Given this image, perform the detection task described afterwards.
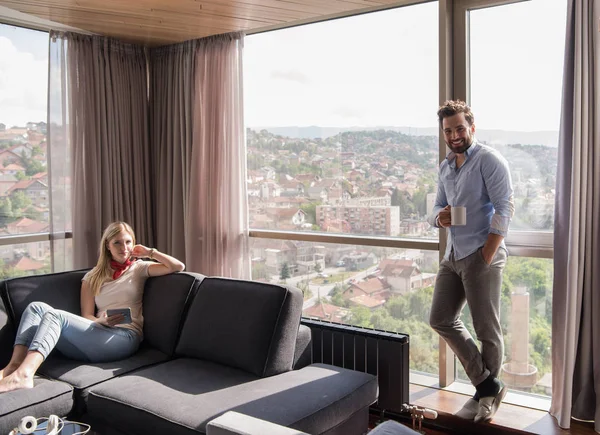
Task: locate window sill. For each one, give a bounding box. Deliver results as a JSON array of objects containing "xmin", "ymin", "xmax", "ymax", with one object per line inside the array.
[
  {"xmin": 410, "ymin": 372, "xmax": 551, "ymax": 412},
  {"xmin": 406, "ymin": 374, "xmax": 596, "ymax": 434}
]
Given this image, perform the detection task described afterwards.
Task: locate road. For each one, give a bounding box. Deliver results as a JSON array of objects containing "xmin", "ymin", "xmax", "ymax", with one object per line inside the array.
[{"xmin": 289, "ymin": 264, "xmax": 381, "ymax": 310}]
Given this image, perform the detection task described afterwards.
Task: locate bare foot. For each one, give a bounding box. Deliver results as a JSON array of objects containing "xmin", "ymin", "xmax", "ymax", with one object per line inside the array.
[
  {"xmin": 0, "ymin": 370, "xmax": 35, "ymax": 393},
  {"xmin": 0, "ymin": 364, "xmax": 19, "ymax": 381}
]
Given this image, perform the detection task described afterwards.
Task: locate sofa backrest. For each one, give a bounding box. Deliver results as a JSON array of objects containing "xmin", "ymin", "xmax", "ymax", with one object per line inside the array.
[
  {"xmin": 0, "ymin": 269, "xmax": 88, "ymax": 326},
  {"xmin": 0, "ymin": 269, "xmax": 206, "ymax": 359},
  {"xmin": 142, "ymin": 272, "xmax": 205, "ymax": 356},
  {"xmin": 175, "ymin": 277, "xmax": 303, "ymax": 378}
]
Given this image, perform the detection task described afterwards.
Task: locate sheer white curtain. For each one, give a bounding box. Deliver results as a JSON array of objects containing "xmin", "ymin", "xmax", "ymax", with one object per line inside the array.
[
  {"xmin": 188, "ymin": 33, "xmax": 249, "ymax": 278},
  {"xmin": 151, "ymin": 33, "xmax": 249, "ymax": 278},
  {"xmin": 550, "ymin": 0, "xmax": 600, "ymax": 431},
  {"xmin": 47, "ymin": 31, "xmax": 73, "ymax": 272}
]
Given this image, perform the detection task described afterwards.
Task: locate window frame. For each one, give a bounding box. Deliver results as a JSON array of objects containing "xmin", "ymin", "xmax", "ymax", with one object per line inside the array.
[
  {"xmin": 0, "ymin": 23, "xmax": 74, "ymax": 275},
  {"xmin": 245, "ymin": 0, "xmax": 555, "ymax": 389}
]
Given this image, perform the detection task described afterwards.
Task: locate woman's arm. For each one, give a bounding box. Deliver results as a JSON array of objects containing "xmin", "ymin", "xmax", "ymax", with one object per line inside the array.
[{"xmin": 132, "ymin": 245, "xmax": 185, "ymax": 277}]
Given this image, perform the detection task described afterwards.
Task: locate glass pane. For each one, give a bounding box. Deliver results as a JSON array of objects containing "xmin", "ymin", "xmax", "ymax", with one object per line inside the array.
[
  {"xmin": 466, "ymin": 0, "xmax": 565, "ymax": 399},
  {"xmin": 0, "ymin": 240, "xmax": 56, "ymax": 278},
  {"xmin": 470, "ymin": 0, "xmax": 566, "ymax": 232},
  {"xmin": 250, "ymin": 238, "xmax": 440, "ymax": 377},
  {"xmin": 0, "ymin": 24, "xmax": 49, "ymax": 231},
  {"xmin": 0, "ymin": 25, "xmax": 72, "ymax": 273},
  {"xmin": 244, "ymin": 2, "xmax": 439, "ymax": 240},
  {"xmin": 455, "ymin": 256, "xmax": 553, "ymax": 397}
]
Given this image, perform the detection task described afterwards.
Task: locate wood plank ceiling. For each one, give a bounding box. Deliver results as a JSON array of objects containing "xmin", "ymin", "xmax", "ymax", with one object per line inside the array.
[{"xmin": 0, "ymin": 0, "xmax": 406, "ymax": 47}]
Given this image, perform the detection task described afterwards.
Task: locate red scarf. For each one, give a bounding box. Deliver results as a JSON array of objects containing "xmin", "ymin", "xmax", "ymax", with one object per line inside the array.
[{"xmin": 110, "ymin": 258, "xmax": 133, "ymax": 280}]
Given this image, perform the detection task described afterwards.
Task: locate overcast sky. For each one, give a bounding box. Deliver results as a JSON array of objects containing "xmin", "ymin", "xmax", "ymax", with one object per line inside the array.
[
  {"xmin": 244, "ymin": 0, "xmax": 567, "ymax": 132},
  {"xmin": 0, "ymin": 0, "xmax": 566, "ymax": 131},
  {"xmin": 0, "ymin": 25, "xmax": 48, "ymax": 127}
]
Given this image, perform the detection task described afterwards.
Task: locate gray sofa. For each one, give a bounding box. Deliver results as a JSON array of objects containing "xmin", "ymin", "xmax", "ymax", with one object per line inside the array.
[
  {"xmin": 0, "ymin": 270, "xmax": 378, "ymax": 435},
  {"xmin": 206, "ymin": 412, "xmax": 420, "ymax": 435}
]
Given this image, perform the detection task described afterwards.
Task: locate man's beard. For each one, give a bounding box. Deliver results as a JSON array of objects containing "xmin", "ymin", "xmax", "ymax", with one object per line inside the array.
[{"xmin": 448, "ymin": 138, "xmax": 473, "ymax": 154}]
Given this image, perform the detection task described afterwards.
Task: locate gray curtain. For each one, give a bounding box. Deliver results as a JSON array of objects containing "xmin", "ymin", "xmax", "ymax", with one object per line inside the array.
[
  {"xmin": 550, "ymin": 0, "xmax": 600, "ymax": 431},
  {"xmin": 56, "ymin": 33, "xmax": 154, "ymax": 268},
  {"xmin": 149, "ymin": 40, "xmax": 198, "ymax": 263}
]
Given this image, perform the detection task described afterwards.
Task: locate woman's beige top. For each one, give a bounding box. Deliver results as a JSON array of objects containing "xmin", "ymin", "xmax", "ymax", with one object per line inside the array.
[{"xmin": 83, "ymin": 260, "xmax": 152, "ymax": 338}]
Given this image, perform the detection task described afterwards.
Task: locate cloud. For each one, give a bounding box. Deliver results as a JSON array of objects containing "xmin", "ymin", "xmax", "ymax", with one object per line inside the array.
[
  {"xmin": 270, "ymin": 70, "xmax": 310, "ymax": 85},
  {"xmin": 0, "ymin": 36, "xmax": 48, "ymax": 127},
  {"xmin": 330, "ymin": 106, "xmax": 366, "ymax": 120}
]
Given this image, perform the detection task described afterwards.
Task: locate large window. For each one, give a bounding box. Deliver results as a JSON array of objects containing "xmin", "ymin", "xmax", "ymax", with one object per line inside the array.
[
  {"xmin": 252, "ymin": 238, "xmax": 440, "ymax": 376},
  {"xmin": 457, "ymin": 0, "xmax": 566, "ymax": 397},
  {"xmin": 244, "ymin": 2, "xmax": 439, "ymax": 240},
  {"xmin": 0, "ymin": 24, "xmax": 70, "ymax": 277},
  {"xmin": 469, "ymin": 0, "xmax": 565, "ymax": 234},
  {"xmin": 245, "ymin": 0, "xmax": 566, "ymax": 403},
  {"xmin": 245, "ymin": 1, "xmax": 440, "ymax": 377}
]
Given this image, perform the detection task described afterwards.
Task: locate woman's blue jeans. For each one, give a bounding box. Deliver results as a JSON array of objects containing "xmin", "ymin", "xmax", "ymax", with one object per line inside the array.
[{"xmin": 14, "ymin": 302, "xmax": 140, "ymax": 362}]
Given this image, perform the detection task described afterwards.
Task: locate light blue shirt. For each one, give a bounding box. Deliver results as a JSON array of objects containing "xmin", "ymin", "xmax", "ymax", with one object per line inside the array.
[{"xmin": 428, "ymin": 140, "xmax": 514, "ymax": 261}]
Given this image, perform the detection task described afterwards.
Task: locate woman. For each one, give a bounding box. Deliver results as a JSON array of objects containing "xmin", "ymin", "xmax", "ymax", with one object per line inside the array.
[{"xmin": 0, "ymin": 221, "xmax": 184, "ymax": 393}]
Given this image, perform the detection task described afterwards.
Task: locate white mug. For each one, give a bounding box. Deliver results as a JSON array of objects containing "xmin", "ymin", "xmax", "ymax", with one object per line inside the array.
[{"xmin": 451, "ymin": 206, "xmax": 467, "ymax": 226}]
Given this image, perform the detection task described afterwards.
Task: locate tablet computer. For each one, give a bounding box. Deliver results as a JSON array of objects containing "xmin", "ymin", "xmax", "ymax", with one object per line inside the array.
[{"xmin": 106, "ymin": 307, "xmax": 132, "ymax": 324}]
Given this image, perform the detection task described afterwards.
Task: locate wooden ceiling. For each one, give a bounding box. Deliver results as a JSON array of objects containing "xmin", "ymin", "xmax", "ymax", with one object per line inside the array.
[{"xmin": 0, "ymin": 0, "xmax": 409, "ymax": 47}]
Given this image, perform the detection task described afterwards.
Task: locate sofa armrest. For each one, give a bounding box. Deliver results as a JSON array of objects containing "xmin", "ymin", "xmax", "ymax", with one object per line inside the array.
[
  {"xmin": 293, "ymin": 324, "xmax": 311, "ymax": 370},
  {"xmin": 0, "ymin": 294, "xmax": 15, "ymax": 367},
  {"xmin": 370, "ymin": 421, "xmax": 420, "ymax": 435},
  {"xmin": 206, "ymin": 412, "xmax": 309, "ymax": 435}
]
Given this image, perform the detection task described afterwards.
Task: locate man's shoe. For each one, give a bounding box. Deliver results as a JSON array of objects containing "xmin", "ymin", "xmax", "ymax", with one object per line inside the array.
[
  {"xmin": 474, "ymin": 383, "xmax": 507, "ymax": 423},
  {"xmin": 455, "ymin": 398, "xmax": 479, "ymax": 420}
]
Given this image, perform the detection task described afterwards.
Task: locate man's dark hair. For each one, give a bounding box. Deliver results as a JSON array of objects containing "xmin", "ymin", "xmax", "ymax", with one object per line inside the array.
[{"xmin": 437, "ymin": 100, "xmax": 475, "ymax": 127}]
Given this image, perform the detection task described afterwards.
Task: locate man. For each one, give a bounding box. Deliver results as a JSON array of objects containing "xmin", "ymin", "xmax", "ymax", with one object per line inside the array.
[{"xmin": 428, "ymin": 100, "xmax": 514, "ymax": 423}]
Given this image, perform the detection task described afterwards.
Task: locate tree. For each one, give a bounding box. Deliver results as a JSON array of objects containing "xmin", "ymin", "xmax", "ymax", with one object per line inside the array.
[
  {"xmin": 349, "ymin": 306, "xmax": 372, "ymax": 328},
  {"xmin": 25, "ymin": 159, "xmax": 45, "ymax": 176},
  {"xmin": 15, "ymin": 171, "xmax": 26, "ymax": 181},
  {"xmin": 386, "ymin": 297, "xmax": 408, "ymax": 320},
  {"xmin": 251, "ymin": 262, "xmax": 267, "ymax": 280},
  {"xmin": 10, "ymin": 190, "xmax": 31, "ymax": 211},
  {"xmin": 279, "ymin": 263, "xmax": 291, "ymax": 282},
  {"xmin": 0, "ymin": 197, "xmax": 13, "ymax": 225},
  {"xmin": 314, "ymin": 262, "xmax": 322, "ymax": 273},
  {"xmin": 300, "ymin": 202, "xmax": 319, "ymax": 224},
  {"xmin": 330, "ymin": 292, "xmax": 348, "ymax": 307},
  {"xmin": 31, "ymin": 145, "xmax": 43, "ymax": 157}
]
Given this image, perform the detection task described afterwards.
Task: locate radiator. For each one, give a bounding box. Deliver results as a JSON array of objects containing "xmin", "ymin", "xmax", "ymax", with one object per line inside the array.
[{"xmin": 300, "ymin": 318, "xmax": 410, "ymax": 413}]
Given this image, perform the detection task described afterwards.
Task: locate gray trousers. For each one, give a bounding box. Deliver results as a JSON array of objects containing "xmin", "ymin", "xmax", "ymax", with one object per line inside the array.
[{"xmin": 429, "ymin": 247, "xmax": 507, "ymax": 387}]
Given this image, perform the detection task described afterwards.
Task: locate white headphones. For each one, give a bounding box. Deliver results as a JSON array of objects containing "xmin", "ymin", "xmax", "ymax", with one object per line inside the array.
[{"xmin": 9, "ymin": 415, "xmax": 90, "ymax": 435}]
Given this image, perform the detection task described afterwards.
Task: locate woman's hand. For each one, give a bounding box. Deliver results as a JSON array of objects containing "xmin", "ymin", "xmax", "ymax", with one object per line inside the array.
[
  {"xmin": 95, "ymin": 311, "xmax": 124, "ymax": 327},
  {"xmin": 131, "ymin": 244, "xmax": 152, "ymax": 259}
]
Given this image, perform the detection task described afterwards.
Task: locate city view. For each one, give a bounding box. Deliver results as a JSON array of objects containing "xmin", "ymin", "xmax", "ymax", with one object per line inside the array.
[
  {"xmin": 243, "ymin": 0, "xmax": 565, "ymax": 396},
  {"xmin": 0, "ymin": 121, "xmax": 50, "ymax": 278},
  {"xmin": 0, "ymin": 24, "xmax": 53, "ymax": 279},
  {"xmin": 246, "ymin": 126, "xmax": 554, "ymax": 395}
]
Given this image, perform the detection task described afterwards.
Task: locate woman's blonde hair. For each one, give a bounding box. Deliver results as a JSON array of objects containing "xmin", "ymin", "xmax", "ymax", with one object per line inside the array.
[{"xmin": 86, "ymin": 221, "xmax": 136, "ymax": 296}]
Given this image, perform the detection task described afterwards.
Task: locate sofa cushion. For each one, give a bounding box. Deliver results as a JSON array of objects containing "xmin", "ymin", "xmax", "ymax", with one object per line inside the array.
[
  {"xmin": 370, "ymin": 421, "xmax": 421, "ymax": 435},
  {"xmin": 142, "ymin": 272, "xmax": 205, "ymax": 356},
  {"xmin": 38, "ymin": 344, "xmax": 169, "ymax": 413},
  {"xmin": 86, "ymin": 360, "xmax": 378, "ymax": 435},
  {"xmin": 175, "ymin": 277, "xmax": 303, "ymax": 377},
  {"xmin": 0, "ymin": 269, "xmax": 88, "ymax": 325},
  {"xmin": 0, "ymin": 377, "xmax": 73, "ymax": 435}
]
